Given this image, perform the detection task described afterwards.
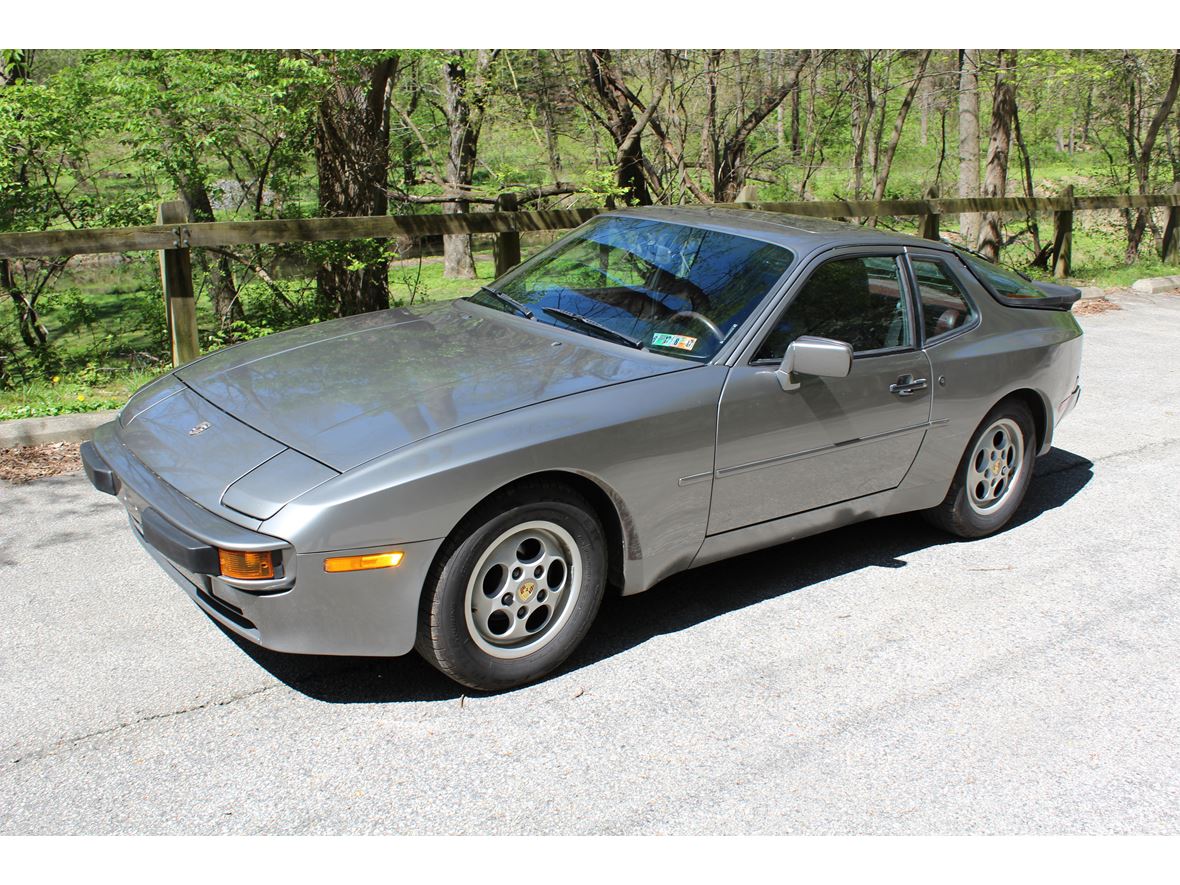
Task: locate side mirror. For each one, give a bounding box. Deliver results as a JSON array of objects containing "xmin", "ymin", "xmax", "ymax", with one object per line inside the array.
[{"xmin": 775, "ymin": 336, "xmax": 853, "ymax": 391}]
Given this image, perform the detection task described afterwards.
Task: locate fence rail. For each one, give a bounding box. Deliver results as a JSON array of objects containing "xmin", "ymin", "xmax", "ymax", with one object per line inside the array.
[
  {"xmin": 3, "ymin": 193, "xmax": 1180, "ymax": 260},
  {"xmin": 2, "ymin": 191, "xmax": 1178, "ymax": 366}
]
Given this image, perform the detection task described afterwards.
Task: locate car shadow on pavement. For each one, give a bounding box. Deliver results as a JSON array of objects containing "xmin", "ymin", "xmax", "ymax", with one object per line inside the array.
[{"xmin": 222, "ymin": 446, "xmax": 1094, "ymax": 703}]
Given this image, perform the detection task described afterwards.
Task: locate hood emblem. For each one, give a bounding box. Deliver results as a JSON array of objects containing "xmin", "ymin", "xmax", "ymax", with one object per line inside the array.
[{"xmin": 188, "ymin": 421, "xmax": 212, "ymax": 436}]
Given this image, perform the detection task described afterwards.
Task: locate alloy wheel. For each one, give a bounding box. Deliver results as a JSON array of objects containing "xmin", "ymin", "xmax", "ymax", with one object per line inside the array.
[
  {"xmin": 463, "ymin": 520, "xmax": 583, "ymax": 659},
  {"xmin": 966, "ymin": 417, "xmax": 1025, "ymax": 515}
]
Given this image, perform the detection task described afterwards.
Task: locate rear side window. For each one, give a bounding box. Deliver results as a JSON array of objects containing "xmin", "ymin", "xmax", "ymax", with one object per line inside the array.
[
  {"xmin": 754, "ymin": 255, "xmax": 910, "ymax": 361},
  {"xmin": 911, "ymin": 259, "xmax": 977, "ymax": 343},
  {"xmin": 958, "ymin": 251, "xmax": 1046, "ymax": 301}
]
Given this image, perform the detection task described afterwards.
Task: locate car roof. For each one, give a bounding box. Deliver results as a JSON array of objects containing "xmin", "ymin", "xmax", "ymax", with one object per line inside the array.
[{"xmin": 608, "ymin": 205, "xmax": 954, "ymax": 256}]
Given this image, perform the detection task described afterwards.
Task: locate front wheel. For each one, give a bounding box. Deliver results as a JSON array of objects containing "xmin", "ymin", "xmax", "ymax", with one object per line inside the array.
[
  {"xmin": 923, "ymin": 398, "xmax": 1036, "ymax": 538},
  {"xmin": 415, "ymin": 483, "xmax": 607, "ymax": 691}
]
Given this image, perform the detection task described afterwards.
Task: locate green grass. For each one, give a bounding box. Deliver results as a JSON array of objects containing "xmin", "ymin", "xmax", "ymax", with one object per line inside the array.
[
  {"xmin": 1069, "ymin": 255, "xmax": 1178, "ymax": 288},
  {"xmin": 0, "ymin": 368, "xmax": 168, "ymax": 420},
  {"xmin": 387, "ymin": 252, "xmax": 499, "ymax": 304}
]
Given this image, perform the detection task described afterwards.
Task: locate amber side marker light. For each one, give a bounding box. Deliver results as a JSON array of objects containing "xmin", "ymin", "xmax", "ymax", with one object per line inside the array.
[
  {"xmin": 218, "ymin": 549, "xmax": 276, "ymax": 580},
  {"xmin": 323, "ymin": 551, "xmax": 404, "ymax": 573}
]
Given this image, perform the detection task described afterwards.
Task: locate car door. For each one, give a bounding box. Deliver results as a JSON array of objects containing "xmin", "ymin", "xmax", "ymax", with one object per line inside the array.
[{"xmin": 708, "ymin": 249, "xmax": 933, "ymax": 535}]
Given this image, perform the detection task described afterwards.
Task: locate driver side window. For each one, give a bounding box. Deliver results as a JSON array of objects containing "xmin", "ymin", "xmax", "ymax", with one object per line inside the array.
[{"xmin": 754, "ymin": 255, "xmax": 911, "ymax": 362}]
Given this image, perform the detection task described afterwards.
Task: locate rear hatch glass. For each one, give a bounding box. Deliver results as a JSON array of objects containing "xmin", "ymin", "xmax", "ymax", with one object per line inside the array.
[{"xmin": 956, "ymin": 249, "xmax": 1080, "ymax": 310}]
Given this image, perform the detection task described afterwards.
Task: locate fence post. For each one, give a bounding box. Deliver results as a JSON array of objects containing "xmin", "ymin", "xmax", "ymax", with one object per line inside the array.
[
  {"xmin": 1162, "ymin": 182, "xmax": 1180, "ymax": 265},
  {"xmin": 157, "ymin": 200, "xmax": 199, "ymax": 367},
  {"xmin": 1051, "ymin": 185, "xmax": 1074, "ymax": 279},
  {"xmin": 493, "ymin": 192, "xmax": 521, "ymax": 279},
  {"xmin": 917, "ymin": 187, "xmax": 940, "ymax": 241}
]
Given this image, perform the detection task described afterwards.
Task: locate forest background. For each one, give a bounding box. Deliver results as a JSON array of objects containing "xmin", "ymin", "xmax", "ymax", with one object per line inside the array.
[{"xmin": 2, "ymin": 48, "xmax": 1178, "ymax": 417}]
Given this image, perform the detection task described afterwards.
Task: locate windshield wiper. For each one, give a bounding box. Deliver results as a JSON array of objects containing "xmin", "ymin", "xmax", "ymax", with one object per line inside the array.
[
  {"xmin": 541, "ymin": 307, "xmax": 645, "ymax": 350},
  {"xmin": 476, "ymin": 286, "xmax": 534, "ymax": 319}
]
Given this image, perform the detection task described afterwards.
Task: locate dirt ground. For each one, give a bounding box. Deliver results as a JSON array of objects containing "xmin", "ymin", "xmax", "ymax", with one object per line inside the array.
[
  {"xmin": 1072, "ymin": 298, "xmax": 1122, "ymax": 316},
  {"xmin": 0, "ymin": 443, "xmax": 82, "ymax": 485}
]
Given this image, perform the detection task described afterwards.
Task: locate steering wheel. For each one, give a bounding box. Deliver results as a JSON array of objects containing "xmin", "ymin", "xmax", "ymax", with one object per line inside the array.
[{"xmin": 667, "ymin": 310, "xmax": 725, "ymax": 344}]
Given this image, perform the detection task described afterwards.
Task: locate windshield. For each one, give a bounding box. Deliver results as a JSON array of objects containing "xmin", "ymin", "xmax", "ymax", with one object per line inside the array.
[{"xmin": 467, "ymin": 215, "xmax": 795, "ymax": 360}]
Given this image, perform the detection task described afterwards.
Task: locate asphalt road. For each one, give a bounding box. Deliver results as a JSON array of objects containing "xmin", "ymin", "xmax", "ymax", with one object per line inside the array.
[{"xmin": 2, "ymin": 292, "xmax": 1178, "ymax": 835}]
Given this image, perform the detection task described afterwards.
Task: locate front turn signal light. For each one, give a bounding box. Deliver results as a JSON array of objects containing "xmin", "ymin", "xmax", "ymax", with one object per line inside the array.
[
  {"xmin": 323, "ymin": 551, "xmax": 404, "ymax": 573},
  {"xmin": 218, "ymin": 548, "xmax": 276, "ymax": 580}
]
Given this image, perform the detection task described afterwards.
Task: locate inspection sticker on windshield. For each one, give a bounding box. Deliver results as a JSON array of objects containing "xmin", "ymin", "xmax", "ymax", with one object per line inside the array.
[{"xmin": 651, "ymin": 333, "xmax": 698, "ymax": 351}]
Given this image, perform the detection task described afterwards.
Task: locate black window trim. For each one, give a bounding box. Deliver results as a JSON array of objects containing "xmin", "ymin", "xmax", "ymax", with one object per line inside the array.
[
  {"xmin": 903, "ymin": 251, "xmax": 982, "ymax": 348},
  {"xmin": 747, "ymin": 251, "xmax": 920, "ymax": 366}
]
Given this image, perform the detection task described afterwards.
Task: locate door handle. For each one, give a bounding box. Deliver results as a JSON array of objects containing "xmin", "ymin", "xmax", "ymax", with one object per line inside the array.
[{"xmin": 889, "ymin": 375, "xmax": 929, "ymax": 396}]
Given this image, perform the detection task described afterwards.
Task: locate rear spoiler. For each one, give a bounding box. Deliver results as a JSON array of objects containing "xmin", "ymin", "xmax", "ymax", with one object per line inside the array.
[{"xmin": 1028, "ymin": 281, "xmax": 1083, "ymax": 311}]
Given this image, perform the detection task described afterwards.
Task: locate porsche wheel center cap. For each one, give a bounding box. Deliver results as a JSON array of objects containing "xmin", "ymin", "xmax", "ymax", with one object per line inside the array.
[{"xmin": 518, "ymin": 580, "xmax": 537, "ymax": 602}]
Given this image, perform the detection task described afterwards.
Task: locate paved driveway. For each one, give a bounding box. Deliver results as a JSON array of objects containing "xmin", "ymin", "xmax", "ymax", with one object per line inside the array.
[{"xmin": 1, "ymin": 292, "xmax": 1177, "ymax": 834}]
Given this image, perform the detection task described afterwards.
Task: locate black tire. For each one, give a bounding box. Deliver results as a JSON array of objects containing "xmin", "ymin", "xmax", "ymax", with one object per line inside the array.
[
  {"xmin": 923, "ymin": 398, "xmax": 1037, "ymax": 539},
  {"xmin": 415, "ymin": 481, "xmax": 607, "ymax": 691}
]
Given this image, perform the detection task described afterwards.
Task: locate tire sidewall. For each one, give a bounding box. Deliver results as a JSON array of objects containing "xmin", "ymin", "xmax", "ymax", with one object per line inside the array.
[{"xmin": 426, "ymin": 496, "xmax": 606, "ymax": 690}]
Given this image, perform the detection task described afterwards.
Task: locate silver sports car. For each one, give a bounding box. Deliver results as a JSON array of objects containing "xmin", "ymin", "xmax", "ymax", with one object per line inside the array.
[{"xmin": 82, "ymin": 208, "xmax": 1083, "ymax": 690}]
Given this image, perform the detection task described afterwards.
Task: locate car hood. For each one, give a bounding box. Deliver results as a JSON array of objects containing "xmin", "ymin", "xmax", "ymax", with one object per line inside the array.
[{"xmin": 174, "ymin": 300, "xmax": 686, "ymax": 471}]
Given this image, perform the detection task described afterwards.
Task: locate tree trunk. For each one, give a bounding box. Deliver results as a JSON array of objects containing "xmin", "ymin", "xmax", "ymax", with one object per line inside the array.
[
  {"xmin": 868, "ymin": 53, "xmax": 893, "ymax": 194},
  {"xmin": 872, "ymin": 50, "xmax": 932, "ymax": 202},
  {"xmin": 703, "ymin": 51, "xmax": 807, "ymax": 200},
  {"xmin": 583, "ymin": 49, "xmax": 652, "ymax": 207},
  {"xmin": 443, "ymin": 54, "xmax": 475, "ymax": 278},
  {"xmin": 712, "ymin": 50, "xmax": 809, "ymax": 201},
  {"xmin": 1013, "ymin": 101, "xmax": 1046, "ymax": 264},
  {"xmin": 790, "ymin": 71, "xmax": 802, "ymax": 156},
  {"xmin": 1082, "ymin": 62, "xmax": 1093, "ymax": 145},
  {"xmin": 2, "ymin": 258, "xmax": 55, "ymax": 358},
  {"xmin": 1, "ymin": 51, "xmax": 53, "ymax": 367},
  {"xmin": 851, "ymin": 52, "xmax": 874, "ymax": 200},
  {"xmin": 1126, "ymin": 50, "xmax": 1180, "ymax": 261},
  {"xmin": 180, "ymin": 179, "xmax": 243, "ymax": 328},
  {"xmin": 920, "ymin": 77, "xmax": 929, "ymax": 146},
  {"xmin": 442, "ymin": 50, "xmax": 495, "ymax": 278},
  {"xmin": 314, "ymin": 54, "xmax": 397, "ymax": 316},
  {"xmin": 958, "ymin": 49, "xmax": 981, "ymax": 245},
  {"xmin": 978, "ymin": 50, "xmax": 1016, "ymax": 262},
  {"xmin": 934, "ymin": 105, "xmax": 949, "ymax": 189},
  {"xmin": 535, "ymin": 51, "xmax": 564, "ymax": 182},
  {"xmin": 702, "ymin": 50, "xmax": 722, "ymax": 200}
]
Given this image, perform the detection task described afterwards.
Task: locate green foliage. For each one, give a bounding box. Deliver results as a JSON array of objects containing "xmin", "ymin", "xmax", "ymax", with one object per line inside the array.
[
  {"xmin": 0, "ymin": 398, "xmax": 122, "ymax": 420},
  {"xmin": 0, "ymin": 365, "xmax": 167, "ymax": 420},
  {"xmin": 3, "ymin": 48, "xmax": 1180, "ymax": 409}
]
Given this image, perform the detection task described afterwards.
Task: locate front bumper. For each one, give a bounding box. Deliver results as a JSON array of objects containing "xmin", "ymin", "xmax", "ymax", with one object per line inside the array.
[{"xmin": 82, "ymin": 422, "xmax": 443, "ymax": 656}]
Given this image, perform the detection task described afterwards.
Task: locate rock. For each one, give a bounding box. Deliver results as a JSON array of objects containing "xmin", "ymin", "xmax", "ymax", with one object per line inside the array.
[{"xmin": 210, "ymin": 179, "xmax": 276, "ymax": 212}]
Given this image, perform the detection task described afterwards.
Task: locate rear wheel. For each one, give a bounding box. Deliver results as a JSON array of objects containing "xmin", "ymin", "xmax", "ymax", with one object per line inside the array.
[
  {"xmin": 924, "ymin": 398, "xmax": 1036, "ymax": 538},
  {"xmin": 416, "ymin": 483, "xmax": 607, "ymax": 691}
]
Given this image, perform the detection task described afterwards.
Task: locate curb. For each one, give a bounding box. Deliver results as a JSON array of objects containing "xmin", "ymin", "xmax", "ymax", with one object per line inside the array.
[
  {"xmin": 1131, "ymin": 275, "xmax": 1180, "ymax": 295},
  {"xmin": 0, "ymin": 410, "xmax": 118, "ymax": 448}
]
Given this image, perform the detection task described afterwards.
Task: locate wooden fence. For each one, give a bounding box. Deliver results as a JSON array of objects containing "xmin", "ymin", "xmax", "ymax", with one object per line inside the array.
[{"xmin": 2, "ymin": 191, "xmax": 1178, "ymax": 366}]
